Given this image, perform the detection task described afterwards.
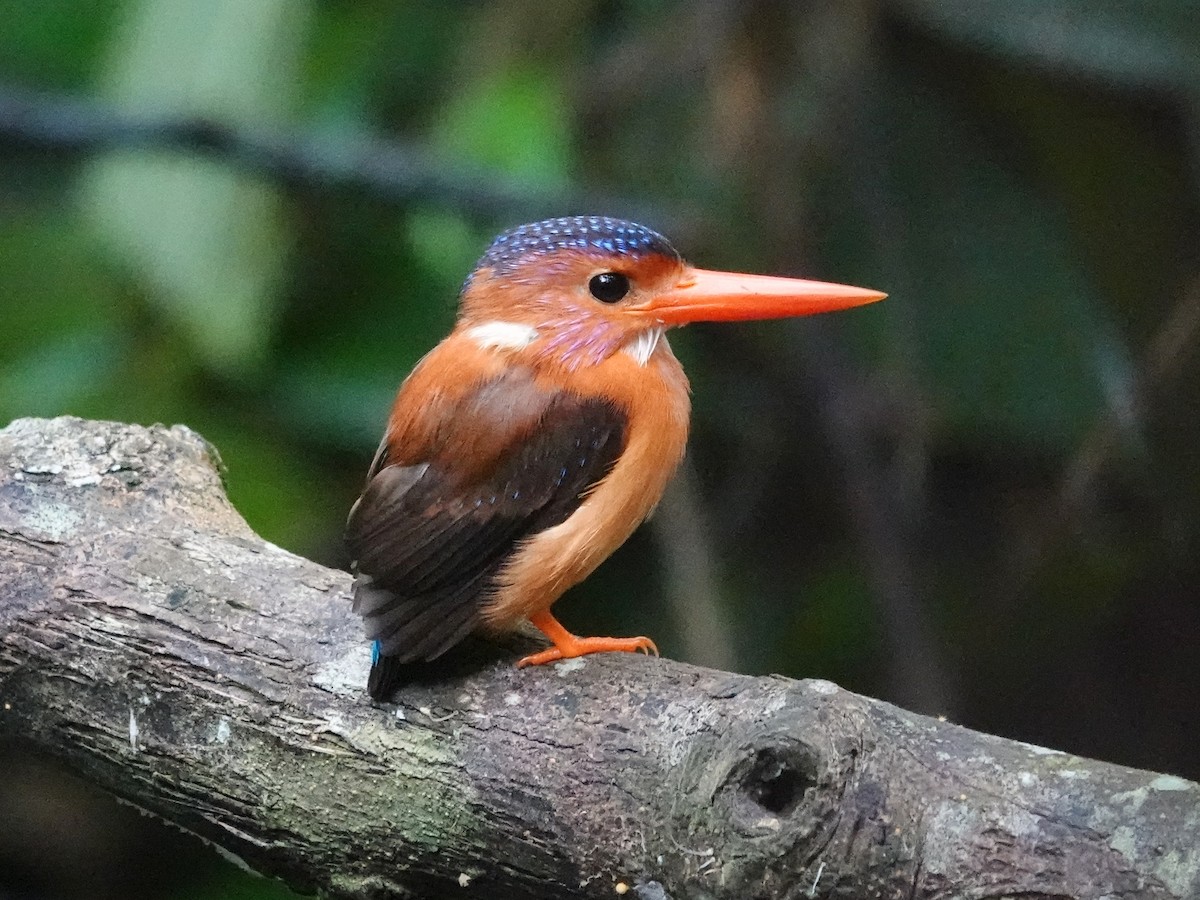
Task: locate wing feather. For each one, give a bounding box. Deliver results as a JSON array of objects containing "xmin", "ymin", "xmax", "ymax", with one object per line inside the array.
[{"xmin": 347, "ymin": 368, "xmax": 627, "ymax": 698}]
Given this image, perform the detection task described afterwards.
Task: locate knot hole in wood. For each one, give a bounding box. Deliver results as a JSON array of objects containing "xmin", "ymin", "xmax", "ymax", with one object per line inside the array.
[{"xmin": 724, "ymin": 740, "xmax": 821, "ymax": 830}]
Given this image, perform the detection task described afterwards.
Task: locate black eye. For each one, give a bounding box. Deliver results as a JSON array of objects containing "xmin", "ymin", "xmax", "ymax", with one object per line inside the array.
[{"xmin": 588, "ymin": 271, "xmax": 630, "ymax": 303}]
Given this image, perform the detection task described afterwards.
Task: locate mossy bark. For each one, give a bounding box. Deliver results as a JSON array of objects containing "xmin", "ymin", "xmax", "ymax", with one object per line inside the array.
[{"xmin": 1, "ymin": 417, "xmax": 1198, "ymax": 900}]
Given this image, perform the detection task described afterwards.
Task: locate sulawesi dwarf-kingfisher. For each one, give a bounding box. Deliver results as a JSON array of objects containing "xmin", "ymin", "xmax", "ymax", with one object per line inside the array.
[{"xmin": 347, "ymin": 216, "xmax": 884, "ymax": 699}]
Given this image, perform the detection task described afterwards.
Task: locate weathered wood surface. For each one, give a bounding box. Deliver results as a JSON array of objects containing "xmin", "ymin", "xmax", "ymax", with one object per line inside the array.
[{"xmin": 1, "ymin": 416, "xmax": 1198, "ymax": 900}]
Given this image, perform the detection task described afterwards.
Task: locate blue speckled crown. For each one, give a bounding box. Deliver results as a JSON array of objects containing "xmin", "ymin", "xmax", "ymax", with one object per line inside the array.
[{"xmin": 478, "ymin": 216, "xmax": 680, "ymax": 273}]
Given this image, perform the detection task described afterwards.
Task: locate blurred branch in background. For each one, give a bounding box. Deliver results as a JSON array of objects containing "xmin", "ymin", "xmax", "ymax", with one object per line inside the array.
[
  {"xmin": 690, "ymin": 1, "xmax": 953, "ymax": 716},
  {"xmin": 0, "ymin": 83, "xmax": 668, "ymax": 225},
  {"xmin": 892, "ymin": 0, "xmax": 1200, "ymax": 96},
  {"xmin": 651, "ymin": 460, "xmax": 737, "ymax": 672},
  {"xmin": 757, "ymin": 325, "xmax": 954, "ymax": 717},
  {"xmin": 810, "ymin": 336, "xmax": 950, "ymax": 714},
  {"xmin": 1005, "ymin": 274, "xmax": 1200, "ymax": 603}
]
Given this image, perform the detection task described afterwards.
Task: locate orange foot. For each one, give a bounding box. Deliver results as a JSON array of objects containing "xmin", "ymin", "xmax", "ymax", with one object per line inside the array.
[{"xmin": 516, "ymin": 609, "xmax": 659, "ymax": 668}]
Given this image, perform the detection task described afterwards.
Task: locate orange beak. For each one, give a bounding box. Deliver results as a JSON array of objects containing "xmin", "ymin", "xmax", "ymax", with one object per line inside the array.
[{"xmin": 641, "ymin": 267, "xmax": 886, "ymax": 325}]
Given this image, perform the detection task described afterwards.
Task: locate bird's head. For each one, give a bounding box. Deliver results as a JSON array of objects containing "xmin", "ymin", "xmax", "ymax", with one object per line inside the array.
[{"xmin": 458, "ymin": 216, "xmax": 884, "ymax": 370}]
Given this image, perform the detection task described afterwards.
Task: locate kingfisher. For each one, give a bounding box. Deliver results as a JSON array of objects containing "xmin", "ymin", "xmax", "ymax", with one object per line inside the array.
[{"xmin": 347, "ymin": 216, "xmax": 884, "ymax": 699}]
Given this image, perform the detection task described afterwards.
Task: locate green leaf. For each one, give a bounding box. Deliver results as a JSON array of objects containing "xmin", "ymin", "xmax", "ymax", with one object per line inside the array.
[
  {"xmin": 406, "ymin": 206, "xmax": 487, "ymax": 289},
  {"xmin": 79, "ymin": 0, "xmax": 313, "ymax": 376},
  {"xmin": 302, "ymin": 2, "xmax": 464, "ymax": 125},
  {"xmin": 0, "ymin": 213, "xmax": 128, "ymax": 423},
  {"xmin": 0, "ymin": 0, "xmax": 123, "ymax": 89},
  {"xmin": 430, "ymin": 64, "xmax": 571, "ymax": 186},
  {"xmin": 82, "ymin": 153, "xmax": 289, "ymax": 375},
  {"xmin": 0, "ymin": 330, "xmax": 124, "ymax": 421}
]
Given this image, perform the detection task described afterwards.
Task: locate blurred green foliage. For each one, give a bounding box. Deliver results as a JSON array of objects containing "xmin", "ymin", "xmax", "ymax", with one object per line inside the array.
[{"xmin": 1, "ymin": 1, "xmax": 1199, "ymax": 898}]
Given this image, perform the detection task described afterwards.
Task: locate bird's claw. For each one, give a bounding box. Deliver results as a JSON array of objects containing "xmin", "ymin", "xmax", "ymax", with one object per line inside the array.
[{"xmin": 516, "ymin": 634, "xmax": 658, "ymax": 668}]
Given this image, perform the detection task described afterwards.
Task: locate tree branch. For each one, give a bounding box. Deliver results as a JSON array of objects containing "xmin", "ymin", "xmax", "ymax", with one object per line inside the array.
[{"xmin": 1, "ymin": 417, "xmax": 1197, "ymax": 900}]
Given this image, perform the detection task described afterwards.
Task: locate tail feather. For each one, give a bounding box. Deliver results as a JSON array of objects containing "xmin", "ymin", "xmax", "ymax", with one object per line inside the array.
[{"xmin": 367, "ymin": 645, "xmax": 407, "ymax": 701}]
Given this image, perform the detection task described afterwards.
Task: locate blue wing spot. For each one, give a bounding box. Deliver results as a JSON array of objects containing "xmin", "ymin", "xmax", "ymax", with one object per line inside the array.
[{"xmin": 371, "ymin": 639, "xmax": 381, "ymax": 665}]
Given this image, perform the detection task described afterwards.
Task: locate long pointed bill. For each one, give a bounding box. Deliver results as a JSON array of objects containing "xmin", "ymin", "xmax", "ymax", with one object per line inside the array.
[{"xmin": 642, "ymin": 267, "xmax": 886, "ymax": 325}]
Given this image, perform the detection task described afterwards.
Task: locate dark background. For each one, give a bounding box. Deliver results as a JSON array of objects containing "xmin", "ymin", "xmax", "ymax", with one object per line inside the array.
[{"xmin": 1, "ymin": 2, "xmax": 1198, "ymax": 897}]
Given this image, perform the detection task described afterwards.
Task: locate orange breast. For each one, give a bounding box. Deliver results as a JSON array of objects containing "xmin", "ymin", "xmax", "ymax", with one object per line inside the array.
[{"xmin": 482, "ymin": 338, "xmax": 691, "ymax": 628}]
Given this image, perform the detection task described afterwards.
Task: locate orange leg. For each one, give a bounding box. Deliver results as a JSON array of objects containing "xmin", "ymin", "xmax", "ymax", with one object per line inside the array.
[{"xmin": 516, "ymin": 609, "xmax": 659, "ymax": 668}]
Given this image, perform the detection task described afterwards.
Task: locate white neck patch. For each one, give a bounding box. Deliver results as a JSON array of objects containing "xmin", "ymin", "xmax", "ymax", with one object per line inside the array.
[
  {"xmin": 465, "ymin": 320, "xmax": 539, "ymax": 351},
  {"xmin": 622, "ymin": 328, "xmax": 663, "ymax": 366}
]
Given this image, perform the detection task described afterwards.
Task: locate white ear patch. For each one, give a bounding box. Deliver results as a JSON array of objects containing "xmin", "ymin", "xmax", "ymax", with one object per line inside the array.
[
  {"xmin": 622, "ymin": 328, "xmax": 663, "ymax": 366},
  {"xmin": 466, "ymin": 321, "xmax": 539, "ymax": 351}
]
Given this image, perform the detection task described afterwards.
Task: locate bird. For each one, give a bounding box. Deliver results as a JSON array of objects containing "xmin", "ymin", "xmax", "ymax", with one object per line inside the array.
[{"xmin": 347, "ymin": 215, "xmax": 884, "ymax": 699}]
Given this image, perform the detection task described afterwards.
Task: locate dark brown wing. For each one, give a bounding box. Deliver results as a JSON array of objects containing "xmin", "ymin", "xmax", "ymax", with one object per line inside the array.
[{"xmin": 346, "ymin": 389, "xmax": 627, "ymax": 698}]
